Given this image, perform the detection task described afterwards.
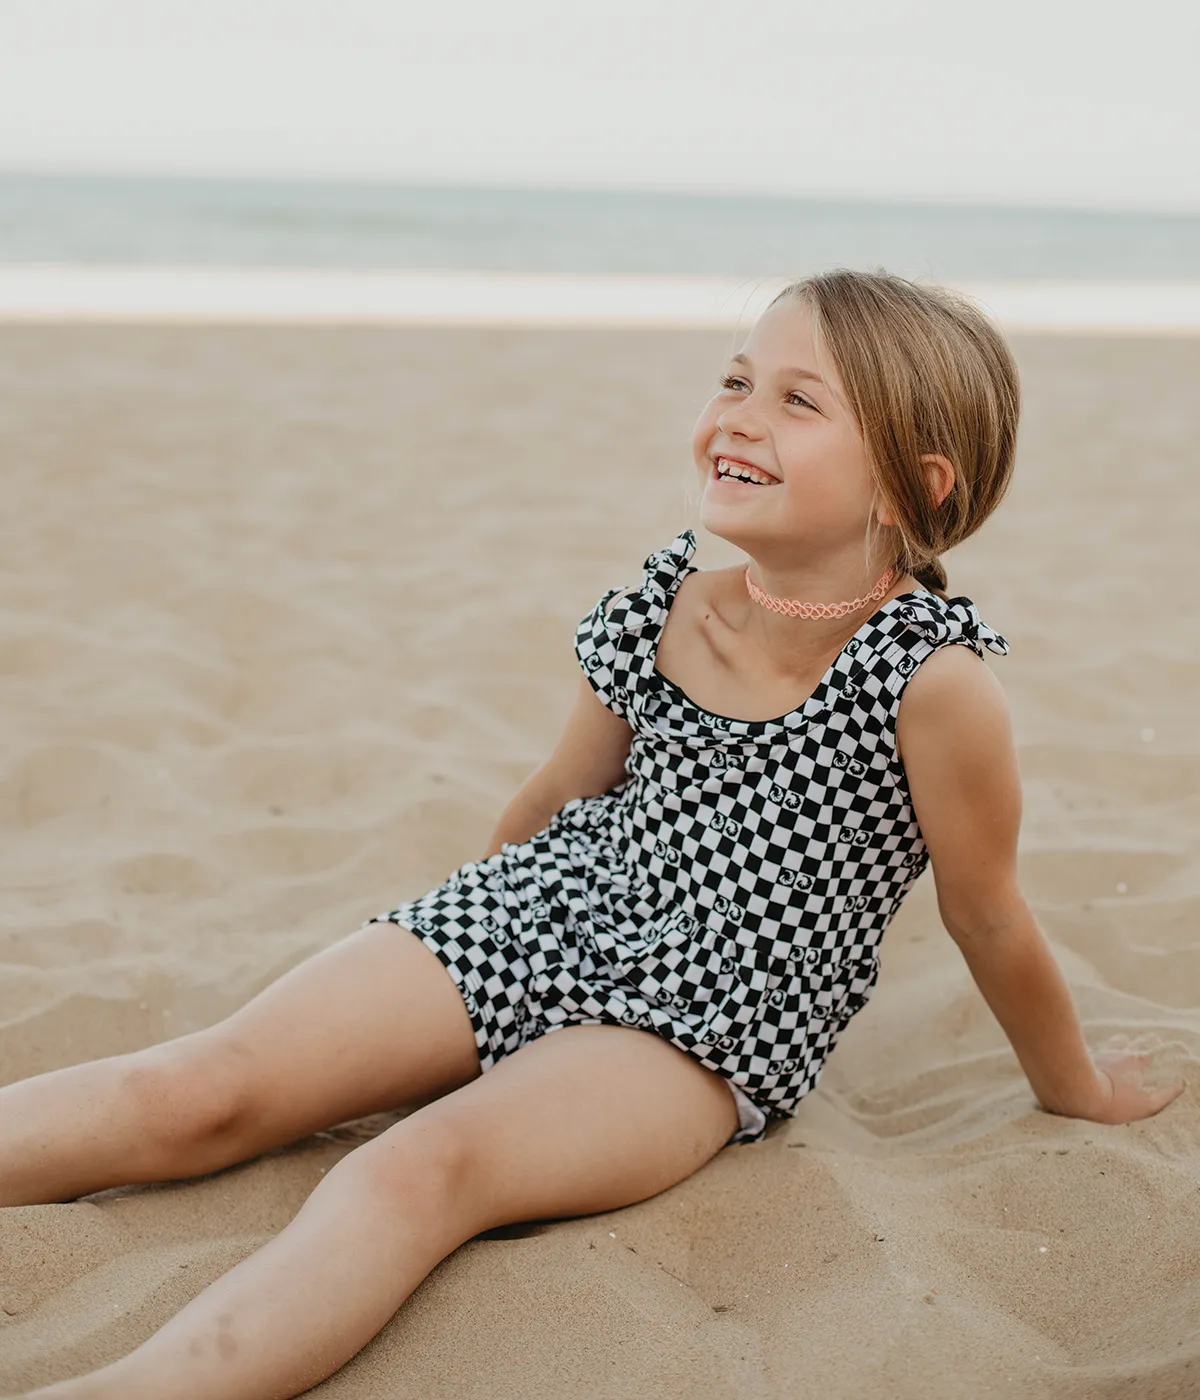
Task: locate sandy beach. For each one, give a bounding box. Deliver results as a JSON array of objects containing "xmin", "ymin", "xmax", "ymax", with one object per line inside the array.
[{"xmin": 1, "ymin": 323, "xmax": 1198, "ymax": 1398}]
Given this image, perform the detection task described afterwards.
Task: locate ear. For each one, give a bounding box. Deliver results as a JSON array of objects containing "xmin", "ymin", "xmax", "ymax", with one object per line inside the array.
[
  {"xmin": 920, "ymin": 453, "xmax": 956, "ymax": 509},
  {"xmin": 873, "ymin": 455, "xmax": 956, "ymax": 528}
]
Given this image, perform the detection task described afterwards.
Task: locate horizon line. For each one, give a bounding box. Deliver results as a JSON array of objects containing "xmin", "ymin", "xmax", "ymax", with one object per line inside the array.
[{"xmin": 3, "ymin": 167, "xmax": 1200, "ymax": 224}]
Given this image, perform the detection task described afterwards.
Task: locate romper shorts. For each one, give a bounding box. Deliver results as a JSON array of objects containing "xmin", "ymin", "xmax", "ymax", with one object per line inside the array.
[{"xmin": 361, "ymin": 859, "xmax": 768, "ymax": 1146}]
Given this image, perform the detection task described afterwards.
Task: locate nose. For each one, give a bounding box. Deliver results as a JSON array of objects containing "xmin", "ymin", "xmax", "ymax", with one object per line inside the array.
[{"xmin": 716, "ymin": 396, "xmax": 764, "ymax": 439}]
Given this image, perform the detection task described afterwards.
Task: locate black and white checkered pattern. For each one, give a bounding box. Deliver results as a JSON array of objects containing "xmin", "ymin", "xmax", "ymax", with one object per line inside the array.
[{"xmin": 364, "ymin": 529, "xmax": 1008, "ymax": 1144}]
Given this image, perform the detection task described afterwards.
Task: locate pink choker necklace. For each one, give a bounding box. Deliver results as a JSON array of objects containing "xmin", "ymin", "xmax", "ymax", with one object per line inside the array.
[{"xmin": 744, "ymin": 563, "xmax": 899, "ymax": 619}]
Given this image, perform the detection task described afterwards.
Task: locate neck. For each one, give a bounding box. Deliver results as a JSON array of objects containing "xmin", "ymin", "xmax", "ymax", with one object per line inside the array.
[
  {"xmin": 747, "ymin": 548, "xmax": 896, "ymax": 603},
  {"xmin": 737, "ymin": 559, "xmax": 917, "ymax": 677}
]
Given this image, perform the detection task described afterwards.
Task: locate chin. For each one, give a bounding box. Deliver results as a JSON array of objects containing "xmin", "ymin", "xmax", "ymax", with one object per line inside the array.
[{"xmin": 697, "ymin": 495, "xmax": 757, "ymax": 549}]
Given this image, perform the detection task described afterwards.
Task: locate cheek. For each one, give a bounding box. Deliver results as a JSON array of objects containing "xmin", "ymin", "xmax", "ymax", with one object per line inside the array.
[
  {"xmin": 779, "ymin": 428, "xmax": 875, "ymax": 513},
  {"xmin": 691, "ymin": 401, "xmax": 719, "ymax": 462}
]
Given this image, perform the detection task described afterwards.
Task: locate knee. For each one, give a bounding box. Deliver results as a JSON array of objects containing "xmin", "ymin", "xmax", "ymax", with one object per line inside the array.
[
  {"xmin": 334, "ymin": 1112, "xmax": 482, "ymax": 1226},
  {"xmin": 117, "ymin": 1033, "xmax": 253, "ymax": 1175}
]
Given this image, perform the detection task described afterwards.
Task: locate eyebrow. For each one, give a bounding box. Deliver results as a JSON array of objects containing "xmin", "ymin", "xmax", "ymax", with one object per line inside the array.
[{"xmin": 730, "ymin": 352, "xmax": 825, "ymax": 386}]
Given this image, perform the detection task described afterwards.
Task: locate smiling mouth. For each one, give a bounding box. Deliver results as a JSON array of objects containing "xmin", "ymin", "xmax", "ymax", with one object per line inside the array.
[{"xmin": 712, "ymin": 456, "xmax": 782, "ymax": 487}]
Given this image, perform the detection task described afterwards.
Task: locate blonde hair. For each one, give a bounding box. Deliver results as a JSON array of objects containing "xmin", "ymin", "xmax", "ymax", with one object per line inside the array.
[{"xmin": 775, "ymin": 269, "xmax": 1019, "ymax": 598}]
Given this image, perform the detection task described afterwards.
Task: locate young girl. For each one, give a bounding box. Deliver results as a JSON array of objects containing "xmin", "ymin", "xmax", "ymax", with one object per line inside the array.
[{"xmin": 4, "ymin": 269, "xmax": 1184, "ymax": 1400}]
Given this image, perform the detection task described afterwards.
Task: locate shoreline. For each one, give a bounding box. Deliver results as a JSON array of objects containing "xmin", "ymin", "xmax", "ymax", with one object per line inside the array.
[{"xmin": 2, "ymin": 265, "xmax": 1200, "ymax": 333}]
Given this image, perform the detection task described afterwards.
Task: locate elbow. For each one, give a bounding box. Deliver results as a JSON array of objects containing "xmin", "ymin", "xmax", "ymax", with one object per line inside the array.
[{"xmin": 937, "ymin": 881, "xmax": 1031, "ymax": 945}]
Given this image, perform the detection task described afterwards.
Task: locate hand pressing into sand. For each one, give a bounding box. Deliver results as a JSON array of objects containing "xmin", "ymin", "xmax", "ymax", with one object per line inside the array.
[{"xmin": 1084, "ymin": 1036, "xmax": 1186, "ymax": 1124}]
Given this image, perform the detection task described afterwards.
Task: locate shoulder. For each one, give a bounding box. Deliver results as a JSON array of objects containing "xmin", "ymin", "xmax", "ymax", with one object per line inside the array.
[
  {"xmin": 901, "ymin": 635, "xmax": 1006, "ymax": 700},
  {"xmin": 591, "ymin": 531, "xmax": 712, "ymax": 624},
  {"xmin": 671, "ymin": 563, "xmax": 743, "ymax": 620},
  {"xmin": 895, "ymin": 639, "xmax": 1013, "ymax": 768}
]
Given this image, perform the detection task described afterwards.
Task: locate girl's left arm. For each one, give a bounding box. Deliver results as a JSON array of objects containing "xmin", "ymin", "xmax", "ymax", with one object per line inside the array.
[{"xmin": 895, "ymin": 645, "xmax": 1185, "ymax": 1125}]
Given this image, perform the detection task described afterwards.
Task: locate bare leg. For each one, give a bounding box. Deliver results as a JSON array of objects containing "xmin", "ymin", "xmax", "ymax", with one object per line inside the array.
[
  {"xmin": 18, "ymin": 1024, "xmax": 739, "ymax": 1400},
  {"xmin": 0, "ymin": 921, "xmax": 479, "ymax": 1206}
]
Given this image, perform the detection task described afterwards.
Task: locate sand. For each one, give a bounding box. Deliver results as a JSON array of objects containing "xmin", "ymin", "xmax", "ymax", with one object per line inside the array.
[{"xmin": 1, "ymin": 324, "xmax": 1197, "ymax": 1399}]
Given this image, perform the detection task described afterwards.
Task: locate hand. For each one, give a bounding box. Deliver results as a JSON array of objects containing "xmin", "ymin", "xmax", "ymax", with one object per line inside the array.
[{"xmin": 1081, "ymin": 1034, "xmax": 1186, "ymax": 1125}]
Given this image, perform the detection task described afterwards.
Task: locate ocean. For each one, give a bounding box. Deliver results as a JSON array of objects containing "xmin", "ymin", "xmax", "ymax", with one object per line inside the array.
[{"xmin": 4, "ymin": 172, "xmax": 1200, "ymax": 281}]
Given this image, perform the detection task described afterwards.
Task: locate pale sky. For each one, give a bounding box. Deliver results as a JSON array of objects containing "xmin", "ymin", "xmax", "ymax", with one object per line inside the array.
[{"xmin": 1, "ymin": 0, "xmax": 1197, "ymax": 211}]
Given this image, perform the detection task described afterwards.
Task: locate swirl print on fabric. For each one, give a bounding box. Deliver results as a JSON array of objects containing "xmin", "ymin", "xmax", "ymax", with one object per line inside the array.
[{"xmin": 364, "ymin": 529, "xmax": 1008, "ymax": 1144}]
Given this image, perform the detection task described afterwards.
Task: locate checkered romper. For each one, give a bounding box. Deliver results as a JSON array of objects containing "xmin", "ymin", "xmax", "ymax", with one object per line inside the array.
[{"xmin": 363, "ymin": 529, "xmax": 1008, "ymax": 1144}]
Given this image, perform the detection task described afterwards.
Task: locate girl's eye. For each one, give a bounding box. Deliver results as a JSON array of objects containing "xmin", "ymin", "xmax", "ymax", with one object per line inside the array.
[{"xmin": 719, "ymin": 375, "xmax": 816, "ymax": 411}]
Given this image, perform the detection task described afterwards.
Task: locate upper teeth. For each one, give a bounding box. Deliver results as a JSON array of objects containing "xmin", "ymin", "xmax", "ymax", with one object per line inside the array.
[{"xmin": 717, "ymin": 457, "xmax": 776, "ymax": 485}]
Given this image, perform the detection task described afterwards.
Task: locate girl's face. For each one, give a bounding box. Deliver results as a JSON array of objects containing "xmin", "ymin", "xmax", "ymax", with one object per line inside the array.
[{"xmin": 692, "ymin": 296, "xmax": 882, "ymax": 566}]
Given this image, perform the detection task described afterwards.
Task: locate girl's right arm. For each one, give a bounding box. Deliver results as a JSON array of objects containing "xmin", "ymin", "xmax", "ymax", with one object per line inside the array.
[{"xmin": 482, "ymin": 673, "xmax": 634, "ymax": 857}]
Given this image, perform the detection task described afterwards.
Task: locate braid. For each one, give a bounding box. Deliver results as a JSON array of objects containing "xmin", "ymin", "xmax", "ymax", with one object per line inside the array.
[{"xmin": 911, "ymin": 556, "xmax": 949, "ymax": 599}]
